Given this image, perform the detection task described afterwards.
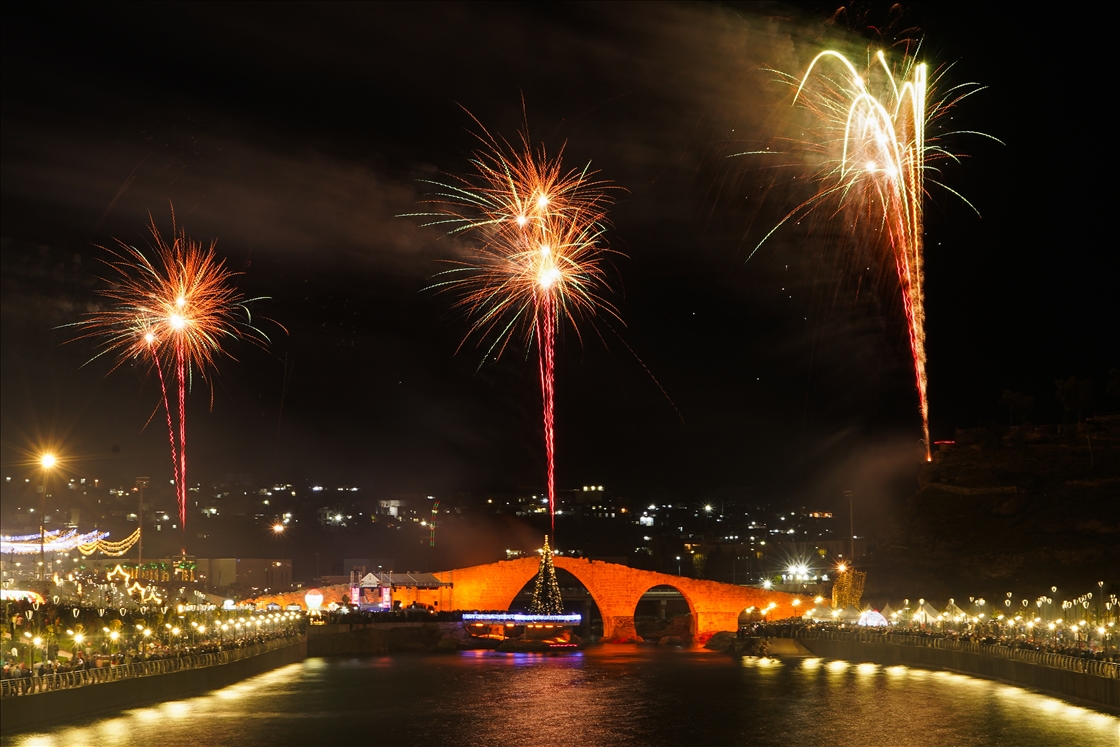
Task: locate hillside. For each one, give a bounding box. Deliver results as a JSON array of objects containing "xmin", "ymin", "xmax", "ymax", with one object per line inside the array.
[{"xmin": 865, "ymin": 417, "xmax": 1120, "ymax": 599}]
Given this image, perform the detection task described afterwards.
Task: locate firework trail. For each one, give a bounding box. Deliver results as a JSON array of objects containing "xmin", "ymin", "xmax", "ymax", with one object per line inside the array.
[
  {"xmin": 747, "ymin": 46, "xmax": 991, "ymax": 462},
  {"xmin": 415, "ymin": 124, "xmax": 617, "ymax": 536},
  {"xmin": 71, "ymin": 212, "xmax": 273, "ymax": 528}
]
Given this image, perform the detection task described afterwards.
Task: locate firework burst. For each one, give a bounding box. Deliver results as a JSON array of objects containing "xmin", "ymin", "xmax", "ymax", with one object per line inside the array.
[
  {"xmin": 414, "ymin": 125, "xmax": 618, "ymax": 536},
  {"xmin": 746, "ymin": 45, "xmax": 992, "ymax": 462},
  {"xmin": 71, "ymin": 212, "xmax": 272, "ymax": 528}
]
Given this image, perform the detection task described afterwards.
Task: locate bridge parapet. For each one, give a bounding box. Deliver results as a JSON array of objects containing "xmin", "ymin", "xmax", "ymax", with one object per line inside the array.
[{"xmin": 433, "ymin": 557, "xmax": 811, "ymax": 642}]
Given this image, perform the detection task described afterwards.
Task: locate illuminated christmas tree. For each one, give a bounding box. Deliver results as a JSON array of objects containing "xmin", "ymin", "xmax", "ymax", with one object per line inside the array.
[
  {"xmin": 831, "ymin": 568, "xmax": 866, "ymax": 609},
  {"xmin": 528, "ymin": 535, "xmax": 564, "ymax": 615}
]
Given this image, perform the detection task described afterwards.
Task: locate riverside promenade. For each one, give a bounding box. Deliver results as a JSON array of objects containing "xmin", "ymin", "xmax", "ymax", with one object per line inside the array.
[
  {"xmin": 791, "ymin": 629, "xmax": 1119, "ymax": 714},
  {"xmin": 0, "ymin": 634, "xmax": 306, "ymax": 735}
]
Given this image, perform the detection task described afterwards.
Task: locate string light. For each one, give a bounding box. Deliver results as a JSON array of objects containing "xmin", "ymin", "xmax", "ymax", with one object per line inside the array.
[
  {"xmin": 2, "ymin": 529, "xmax": 108, "ymax": 554},
  {"xmin": 78, "ymin": 528, "xmax": 141, "ymax": 557}
]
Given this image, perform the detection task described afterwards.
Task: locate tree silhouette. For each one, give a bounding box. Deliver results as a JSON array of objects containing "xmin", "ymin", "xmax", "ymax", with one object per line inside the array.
[
  {"xmin": 1055, "ymin": 376, "xmax": 1094, "ymax": 422},
  {"xmin": 1000, "ymin": 390, "xmax": 1034, "ymax": 428}
]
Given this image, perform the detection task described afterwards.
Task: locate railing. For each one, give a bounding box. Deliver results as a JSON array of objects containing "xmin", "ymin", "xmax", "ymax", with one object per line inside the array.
[
  {"xmin": 794, "ymin": 629, "xmax": 1120, "ymax": 679},
  {"xmin": 0, "ymin": 634, "xmax": 303, "ymax": 699}
]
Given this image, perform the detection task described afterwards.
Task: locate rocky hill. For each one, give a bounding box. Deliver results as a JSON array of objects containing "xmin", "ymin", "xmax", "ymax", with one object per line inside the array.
[{"xmin": 865, "ymin": 417, "xmax": 1119, "ymax": 599}]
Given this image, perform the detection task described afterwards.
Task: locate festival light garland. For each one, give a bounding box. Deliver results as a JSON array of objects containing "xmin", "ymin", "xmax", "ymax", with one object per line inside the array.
[
  {"xmin": 1, "ymin": 527, "xmax": 140, "ymax": 557},
  {"xmin": 1, "ymin": 529, "xmax": 106, "ymax": 555},
  {"xmin": 78, "ymin": 528, "xmax": 141, "ymax": 557}
]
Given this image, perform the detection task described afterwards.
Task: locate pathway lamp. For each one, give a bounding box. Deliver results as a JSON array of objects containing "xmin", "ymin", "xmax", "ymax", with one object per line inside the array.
[{"xmin": 38, "ymin": 453, "xmax": 57, "ymax": 587}]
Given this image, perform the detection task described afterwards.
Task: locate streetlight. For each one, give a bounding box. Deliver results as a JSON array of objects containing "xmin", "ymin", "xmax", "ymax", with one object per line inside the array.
[
  {"xmin": 272, "ymin": 523, "xmax": 285, "ymax": 535},
  {"xmin": 39, "ymin": 453, "xmax": 57, "ymax": 585},
  {"xmin": 676, "ymin": 556, "xmax": 681, "ymax": 575}
]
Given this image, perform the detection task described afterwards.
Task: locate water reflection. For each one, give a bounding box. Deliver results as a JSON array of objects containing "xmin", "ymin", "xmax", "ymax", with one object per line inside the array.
[{"xmin": 3, "ymin": 652, "xmax": 1116, "ymax": 747}]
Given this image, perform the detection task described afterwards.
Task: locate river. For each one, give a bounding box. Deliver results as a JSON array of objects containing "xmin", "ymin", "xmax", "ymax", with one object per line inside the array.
[{"xmin": 4, "ymin": 647, "xmax": 1117, "ymax": 746}]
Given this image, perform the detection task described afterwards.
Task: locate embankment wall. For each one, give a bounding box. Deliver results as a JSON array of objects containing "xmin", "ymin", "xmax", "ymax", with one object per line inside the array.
[
  {"xmin": 0, "ymin": 638, "xmax": 307, "ymax": 735},
  {"xmin": 306, "ymin": 621, "xmax": 466, "ymax": 655},
  {"xmin": 799, "ymin": 637, "xmax": 1119, "ymax": 714}
]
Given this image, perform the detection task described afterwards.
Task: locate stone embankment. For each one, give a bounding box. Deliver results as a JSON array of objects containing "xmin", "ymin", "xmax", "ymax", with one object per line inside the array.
[
  {"xmin": 707, "ymin": 630, "xmax": 1118, "ymax": 714},
  {"xmin": 306, "ymin": 621, "xmax": 468, "ymax": 655},
  {"xmin": 705, "ymin": 632, "xmax": 811, "ymax": 657},
  {"xmin": 0, "ymin": 636, "xmax": 307, "ymax": 736},
  {"xmin": 798, "ymin": 635, "xmax": 1119, "ymax": 714}
]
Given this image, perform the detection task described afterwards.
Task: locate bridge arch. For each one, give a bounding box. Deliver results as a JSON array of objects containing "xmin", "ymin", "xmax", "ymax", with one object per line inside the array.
[
  {"xmin": 633, "ymin": 583, "xmax": 698, "ymax": 640},
  {"xmin": 434, "ymin": 556, "xmax": 811, "ymax": 643}
]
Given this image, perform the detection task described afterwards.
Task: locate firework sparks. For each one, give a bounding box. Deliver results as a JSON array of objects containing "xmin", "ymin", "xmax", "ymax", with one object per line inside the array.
[
  {"xmin": 749, "ymin": 46, "xmax": 991, "ymax": 462},
  {"xmin": 71, "ymin": 212, "xmax": 272, "ymax": 528},
  {"xmin": 415, "ymin": 126, "xmax": 617, "ymax": 536}
]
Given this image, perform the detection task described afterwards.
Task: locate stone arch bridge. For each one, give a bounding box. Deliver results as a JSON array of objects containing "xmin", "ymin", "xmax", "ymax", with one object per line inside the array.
[{"xmin": 417, "ymin": 557, "xmax": 811, "ymax": 642}]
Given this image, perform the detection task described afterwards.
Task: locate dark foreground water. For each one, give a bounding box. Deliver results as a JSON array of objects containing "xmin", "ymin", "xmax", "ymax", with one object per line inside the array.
[{"xmin": 5, "ymin": 648, "xmax": 1117, "ymax": 746}]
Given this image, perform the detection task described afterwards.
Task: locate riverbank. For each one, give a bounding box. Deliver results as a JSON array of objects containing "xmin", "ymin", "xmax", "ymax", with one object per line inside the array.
[
  {"xmin": 0, "ymin": 637, "xmax": 306, "ymax": 736},
  {"xmin": 5, "ymin": 647, "xmax": 1116, "ymax": 747},
  {"xmin": 797, "ymin": 637, "xmax": 1119, "ymax": 714},
  {"xmin": 306, "ymin": 621, "xmax": 467, "ymax": 654}
]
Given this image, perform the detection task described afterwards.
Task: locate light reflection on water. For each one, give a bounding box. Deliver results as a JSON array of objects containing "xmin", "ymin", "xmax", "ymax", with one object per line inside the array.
[{"xmin": 3, "ymin": 648, "xmax": 1117, "ymax": 747}]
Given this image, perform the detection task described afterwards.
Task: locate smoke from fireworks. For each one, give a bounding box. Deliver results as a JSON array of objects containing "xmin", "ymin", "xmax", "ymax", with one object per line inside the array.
[
  {"xmin": 415, "ymin": 124, "xmax": 617, "ymax": 536},
  {"xmin": 748, "ymin": 46, "xmax": 990, "ymax": 462},
  {"xmin": 71, "ymin": 212, "xmax": 272, "ymax": 528}
]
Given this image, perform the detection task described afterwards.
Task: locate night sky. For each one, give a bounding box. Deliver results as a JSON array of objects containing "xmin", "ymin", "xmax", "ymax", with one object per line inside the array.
[{"xmin": 2, "ymin": 2, "xmax": 1113, "ymax": 514}]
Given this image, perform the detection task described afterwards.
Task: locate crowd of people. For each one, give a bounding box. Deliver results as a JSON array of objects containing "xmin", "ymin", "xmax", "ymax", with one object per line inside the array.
[
  {"xmin": 740, "ymin": 620, "xmax": 1119, "ymax": 664},
  {"xmin": 1, "ymin": 624, "xmax": 304, "ymax": 695}
]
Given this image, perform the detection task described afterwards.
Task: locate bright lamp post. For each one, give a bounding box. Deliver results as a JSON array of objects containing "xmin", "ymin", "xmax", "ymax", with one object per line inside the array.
[{"xmin": 39, "ymin": 453, "xmax": 57, "ymax": 585}]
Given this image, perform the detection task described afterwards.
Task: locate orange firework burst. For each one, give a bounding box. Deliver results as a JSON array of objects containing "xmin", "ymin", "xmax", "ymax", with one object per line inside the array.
[
  {"xmin": 412, "ymin": 124, "xmax": 618, "ymax": 536},
  {"xmin": 419, "ymin": 129, "xmax": 618, "ymax": 358},
  {"xmin": 82, "ymin": 216, "xmax": 266, "ymax": 374},
  {"xmin": 71, "ymin": 212, "xmax": 271, "ymax": 528}
]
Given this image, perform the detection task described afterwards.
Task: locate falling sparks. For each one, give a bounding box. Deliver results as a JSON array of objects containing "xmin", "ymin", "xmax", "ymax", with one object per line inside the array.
[
  {"xmin": 414, "ymin": 124, "xmax": 618, "ymax": 536},
  {"xmin": 747, "ymin": 45, "xmax": 993, "ymax": 462},
  {"xmin": 70, "ymin": 211, "xmax": 273, "ymax": 529}
]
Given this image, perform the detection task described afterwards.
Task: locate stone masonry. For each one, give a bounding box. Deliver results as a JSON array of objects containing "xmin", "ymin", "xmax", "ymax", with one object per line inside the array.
[{"xmin": 431, "ymin": 557, "xmax": 811, "ymax": 642}]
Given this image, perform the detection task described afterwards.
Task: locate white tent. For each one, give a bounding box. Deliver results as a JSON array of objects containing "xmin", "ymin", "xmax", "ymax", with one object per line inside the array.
[
  {"xmin": 803, "ymin": 605, "xmax": 835, "ymax": 621},
  {"xmin": 880, "ymin": 603, "xmax": 896, "ymax": 621},
  {"xmin": 910, "ymin": 600, "xmax": 942, "ymax": 625},
  {"xmin": 838, "ymin": 605, "xmax": 862, "ymax": 622},
  {"xmin": 943, "ymin": 601, "xmax": 968, "ymax": 622}
]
